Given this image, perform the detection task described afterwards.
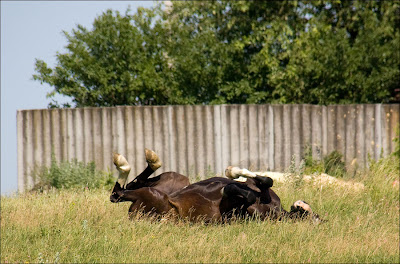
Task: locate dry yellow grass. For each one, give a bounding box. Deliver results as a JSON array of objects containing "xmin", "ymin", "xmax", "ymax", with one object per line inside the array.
[{"xmin": 1, "ymin": 156, "xmax": 399, "ymax": 263}]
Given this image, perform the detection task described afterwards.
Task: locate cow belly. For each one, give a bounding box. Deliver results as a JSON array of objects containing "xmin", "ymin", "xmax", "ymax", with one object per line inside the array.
[
  {"xmin": 127, "ymin": 187, "xmax": 172, "ymax": 215},
  {"xmin": 151, "ymin": 172, "xmax": 190, "ymax": 195},
  {"xmin": 169, "ymin": 192, "xmax": 221, "ymax": 222}
]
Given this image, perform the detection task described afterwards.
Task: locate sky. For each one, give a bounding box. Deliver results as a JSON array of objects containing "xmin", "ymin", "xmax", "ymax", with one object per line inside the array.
[{"xmin": 1, "ymin": 1, "xmax": 156, "ymax": 195}]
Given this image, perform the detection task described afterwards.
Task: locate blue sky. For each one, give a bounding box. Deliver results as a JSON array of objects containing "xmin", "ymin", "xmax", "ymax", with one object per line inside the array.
[{"xmin": 1, "ymin": 1, "xmax": 156, "ymax": 195}]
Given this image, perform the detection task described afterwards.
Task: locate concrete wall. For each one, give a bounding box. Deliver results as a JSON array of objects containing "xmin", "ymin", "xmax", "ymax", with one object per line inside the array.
[{"xmin": 17, "ymin": 104, "xmax": 400, "ymax": 191}]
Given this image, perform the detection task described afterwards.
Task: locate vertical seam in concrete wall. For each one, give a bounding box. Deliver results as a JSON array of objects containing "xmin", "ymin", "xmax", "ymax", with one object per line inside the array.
[
  {"xmin": 256, "ymin": 106, "xmax": 261, "ymax": 169},
  {"xmin": 308, "ymin": 105, "xmax": 313, "ymax": 159},
  {"xmin": 221, "ymin": 105, "xmax": 230, "ymax": 172},
  {"xmin": 268, "ymin": 105, "xmax": 274, "ymax": 170},
  {"xmin": 26, "ymin": 111, "xmax": 34, "ymax": 188},
  {"xmin": 214, "ymin": 105, "xmax": 222, "ymax": 176},
  {"xmin": 375, "ymin": 104, "xmax": 382, "ymax": 159},
  {"xmin": 167, "ymin": 106, "xmax": 173, "ymax": 171},
  {"xmin": 362, "ymin": 105, "xmax": 367, "ymax": 167},
  {"xmin": 17, "ymin": 111, "xmax": 24, "ymax": 192}
]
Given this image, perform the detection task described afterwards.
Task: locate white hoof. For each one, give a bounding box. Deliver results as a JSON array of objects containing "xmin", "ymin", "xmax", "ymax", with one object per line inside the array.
[
  {"xmin": 113, "ymin": 152, "xmax": 131, "ymax": 188},
  {"xmin": 225, "ymin": 166, "xmax": 257, "ymax": 179}
]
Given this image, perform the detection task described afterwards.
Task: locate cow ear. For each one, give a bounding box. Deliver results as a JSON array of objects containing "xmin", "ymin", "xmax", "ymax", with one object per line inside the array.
[{"xmin": 113, "ymin": 153, "xmax": 131, "ymax": 188}]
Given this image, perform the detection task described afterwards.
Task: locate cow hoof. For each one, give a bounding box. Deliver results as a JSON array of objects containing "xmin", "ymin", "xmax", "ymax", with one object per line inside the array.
[
  {"xmin": 113, "ymin": 153, "xmax": 131, "ymax": 188},
  {"xmin": 113, "ymin": 153, "xmax": 131, "ymax": 173},
  {"xmin": 255, "ymin": 175, "xmax": 273, "ymax": 187},
  {"xmin": 145, "ymin": 148, "xmax": 162, "ymax": 171},
  {"xmin": 113, "ymin": 152, "xmax": 122, "ymax": 166},
  {"xmin": 225, "ymin": 166, "xmax": 257, "ymax": 179},
  {"xmin": 225, "ymin": 166, "xmax": 234, "ymax": 178}
]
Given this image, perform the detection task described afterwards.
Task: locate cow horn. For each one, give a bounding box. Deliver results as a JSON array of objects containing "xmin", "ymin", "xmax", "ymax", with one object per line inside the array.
[
  {"xmin": 225, "ymin": 166, "xmax": 257, "ymax": 179},
  {"xmin": 145, "ymin": 148, "xmax": 162, "ymax": 171},
  {"xmin": 113, "ymin": 152, "xmax": 131, "ymax": 189}
]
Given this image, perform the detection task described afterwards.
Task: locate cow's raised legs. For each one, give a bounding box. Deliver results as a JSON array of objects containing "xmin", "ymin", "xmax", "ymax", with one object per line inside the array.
[
  {"xmin": 220, "ymin": 183, "xmax": 257, "ymax": 219},
  {"xmin": 125, "ymin": 148, "xmax": 162, "ymax": 189},
  {"xmin": 225, "ymin": 165, "xmax": 322, "ymax": 222},
  {"xmin": 110, "ymin": 149, "xmax": 162, "ymax": 202}
]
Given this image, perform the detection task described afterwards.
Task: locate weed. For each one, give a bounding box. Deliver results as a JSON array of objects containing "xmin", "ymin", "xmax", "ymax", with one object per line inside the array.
[
  {"xmin": 31, "ymin": 153, "xmax": 114, "ymax": 191},
  {"xmin": 393, "ymin": 125, "xmax": 400, "ymax": 159},
  {"xmin": 323, "ymin": 150, "xmax": 346, "ymax": 177},
  {"xmin": 301, "ymin": 144, "xmax": 346, "ymax": 177}
]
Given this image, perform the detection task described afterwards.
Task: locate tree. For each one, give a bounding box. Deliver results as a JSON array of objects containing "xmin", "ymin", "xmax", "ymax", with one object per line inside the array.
[
  {"xmin": 34, "ymin": 8, "xmax": 177, "ymax": 107},
  {"xmin": 33, "ymin": 1, "xmax": 400, "ymax": 107},
  {"xmin": 264, "ymin": 0, "xmax": 400, "ymax": 104}
]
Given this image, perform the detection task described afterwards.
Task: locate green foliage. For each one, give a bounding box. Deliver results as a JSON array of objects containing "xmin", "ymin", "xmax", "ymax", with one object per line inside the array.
[
  {"xmin": 32, "ymin": 154, "xmax": 114, "ymax": 190},
  {"xmin": 301, "ymin": 145, "xmax": 346, "ymax": 177},
  {"xmin": 393, "ymin": 126, "xmax": 400, "ymax": 159},
  {"xmin": 33, "ymin": 8, "xmax": 176, "ymax": 107},
  {"xmin": 33, "ymin": 1, "xmax": 400, "ymax": 107},
  {"xmin": 322, "ymin": 150, "xmax": 347, "ymax": 177},
  {"xmin": 267, "ymin": 1, "xmax": 400, "ymax": 104}
]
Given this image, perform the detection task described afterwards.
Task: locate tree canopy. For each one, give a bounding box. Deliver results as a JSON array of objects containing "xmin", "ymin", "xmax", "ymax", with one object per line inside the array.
[{"xmin": 33, "ymin": 1, "xmax": 400, "ymax": 107}]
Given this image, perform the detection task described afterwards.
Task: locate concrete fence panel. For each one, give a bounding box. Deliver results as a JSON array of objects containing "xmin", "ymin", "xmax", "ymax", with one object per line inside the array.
[{"xmin": 17, "ymin": 104, "xmax": 400, "ymax": 191}]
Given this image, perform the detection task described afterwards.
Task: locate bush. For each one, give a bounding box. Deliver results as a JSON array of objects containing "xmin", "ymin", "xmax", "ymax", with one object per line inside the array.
[
  {"xmin": 32, "ymin": 154, "xmax": 114, "ymax": 191},
  {"xmin": 322, "ymin": 151, "xmax": 346, "ymax": 177},
  {"xmin": 301, "ymin": 145, "xmax": 346, "ymax": 177}
]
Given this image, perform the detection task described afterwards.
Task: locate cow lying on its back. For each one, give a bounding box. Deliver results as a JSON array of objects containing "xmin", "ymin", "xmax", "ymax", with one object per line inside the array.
[
  {"xmin": 110, "ymin": 149, "xmax": 190, "ymax": 215},
  {"xmin": 110, "ymin": 149, "xmax": 322, "ymax": 223}
]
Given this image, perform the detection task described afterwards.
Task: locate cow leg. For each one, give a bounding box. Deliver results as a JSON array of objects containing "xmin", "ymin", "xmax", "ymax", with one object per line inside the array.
[
  {"xmin": 144, "ymin": 148, "xmax": 162, "ymax": 171},
  {"xmin": 222, "ymin": 184, "xmax": 257, "ymax": 204},
  {"xmin": 113, "ymin": 153, "xmax": 131, "ymax": 189},
  {"xmin": 125, "ymin": 149, "xmax": 163, "ymax": 189},
  {"xmin": 225, "ymin": 166, "xmax": 273, "ymax": 187},
  {"xmin": 110, "ymin": 153, "xmax": 131, "ymax": 203},
  {"xmin": 220, "ymin": 183, "xmax": 257, "ymax": 219},
  {"xmin": 225, "ymin": 166, "xmax": 257, "ymax": 179}
]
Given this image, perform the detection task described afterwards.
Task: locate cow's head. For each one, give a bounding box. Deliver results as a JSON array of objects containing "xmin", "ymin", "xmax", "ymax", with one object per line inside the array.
[
  {"xmin": 291, "ymin": 200, "xmax": 312, "ymax": 216},
  {"xmin": 291, "ymin": 200, "xmax": 323, "ymax": 223}
]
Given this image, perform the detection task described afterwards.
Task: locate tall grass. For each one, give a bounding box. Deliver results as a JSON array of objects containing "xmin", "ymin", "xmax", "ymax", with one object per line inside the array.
[
  {"xmin": 31, "ymin": 153, "xmax": 114, "ymax": 191},
  {"xmin": 2, "ymin": 153, "xmax": 398, "ymax": 263}
]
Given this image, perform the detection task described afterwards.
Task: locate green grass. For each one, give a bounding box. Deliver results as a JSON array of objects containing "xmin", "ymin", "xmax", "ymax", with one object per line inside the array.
[
  {"xmin": 31, "ymin": 153, "xmax": 114, "ymax": 191},
  {"xmin": 1, "ymin": 156, "xmax": 399, "ymax": 263}
]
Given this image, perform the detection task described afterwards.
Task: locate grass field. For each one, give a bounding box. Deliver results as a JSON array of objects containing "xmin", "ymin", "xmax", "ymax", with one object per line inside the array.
[{"xmin": 1, "ymin": 156, "xmax": 399, "ymax": 263}]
